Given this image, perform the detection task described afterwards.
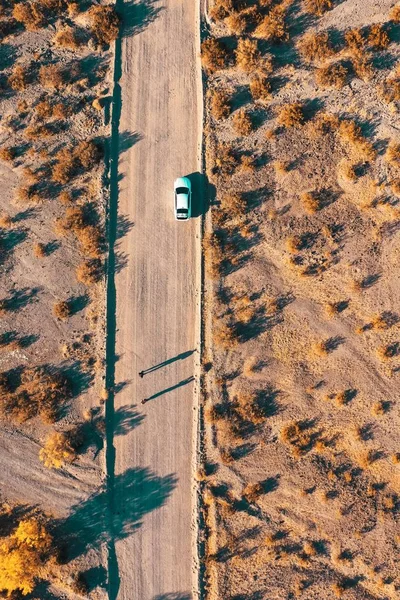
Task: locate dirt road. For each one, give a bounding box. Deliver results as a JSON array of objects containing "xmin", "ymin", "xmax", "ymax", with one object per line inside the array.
[{"xmin": 109, "ymin": 0, "xmax": 202, "ymax": 598}]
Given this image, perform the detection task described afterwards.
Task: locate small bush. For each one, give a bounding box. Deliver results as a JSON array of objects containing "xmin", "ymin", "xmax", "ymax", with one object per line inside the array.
[
  {"xmin": 39, "ymin": 64, "xmax": 64, "ymax": 89},
  {"xmin": 368, "ymin": 24, "xmax": 389, "ymax": 50},
  {"xmin": 0, "ymin": 147, "xmax": 16, "ymax": 162},
  {"xmin": 386, "ymin": 142, "xmax": 400, "ymax": 168},
  {"xmin": 53, "ymin": 26, "xmax": 80, "ymax": 50},
  {"xmin": 214, "ymin": 143, "xmax": 237, "ymax": 174},
  {"xmin": 390, "ymin": 6, "xmax": 400, "ymax": 22},
  {"xmin": 316, "ymin": 62, "xmax": 347, "ymax": 88},
  {"xmin": 13, "ymin": 2, "xmax": 45, "ymax": 30},
  {"xmin": 250, "ymin": 73, "xmax": 271, "ymax": 101},
  {"xmin": 243, "ymin": 482, "xmax": 264, "ymax": 502},
  {"xmin": 240, "ymin": 155, "xmax": 255, "ymax": 172},
  {"xmin": 233, "ymin": 109, "xmax": 253, "ymax": 136},
  {"xmin": 213, "ymin": 322, "xmax": 237, "ymax": 349},
  {"xmin": 53, "ymin": 300, "xmax": 71, "ymax": 320},
  {"xmin": 255, "ymin": 6, "xmax": 288, "ymax": 42},
  {"xmin": 352, "ymin": 54, "xmax": 373, "ymax": 81},
  {"xmin": 221, "ymin": 192, "xmax": 246, "ymax": 215},
  {"xmin": 201, "ymin": 38, "xmax": 227, "ymax": 73},
  {"xmin": 301, "ymin": 192, "xmax": 319, "ymax": 213},
  {"xmin": 338, "ymin": 119, "xmax": 376, "ymax": 161},
  {"xmin": 235, "ymin": 38, "xmax": 260, "ymax": 72},
  {"xmin": 33, "ymin": 242, "xmax": 46, "ymax": 258},
  {"xmin": 89, "ymin": 5, "xmax": 120, "ymax": 45},
  {"xmin": 304, "ymin": 0, "xmax": 332, "ymax": 16},
  {"xmin": 345, "ymin": 28, "xmax": 365, "ymax": 55},
  {"xmin": 76, "ymin": 259, "xmax": 102, "ymax": 285},
  {"xmin": 277, "ymin": 103, "xmax": 304, "ymax": 128},
  {"xmin": 8, "ymin": 64, "xmax": 28, "ymax": 91},
  {"xmin": 297, "ymin": 32, "xmax": 333, "ymax": 62},
  {"xmin": 52, "ymin": 148, "xmax": 76, "ymax": 184},
  {"xmin": 39, "ymin": 432, "xmax": 76, "ymax": 469},
  {"xmin": 380, "ymin": 76, "xmax": 400, "ymax": 103},
  {"xmin": 75, "ymin": 140, "xmax": 102, "ymax": 169},
  {"xmin": 210, "ymin": 89, "xmax": 231, "ymax": 119},
  {"xmin": 225, "ymin": 11, "xmax": 247, "ymax": 34}
]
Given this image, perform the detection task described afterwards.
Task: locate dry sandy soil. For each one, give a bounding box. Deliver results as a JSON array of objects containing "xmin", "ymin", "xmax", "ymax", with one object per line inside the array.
[
  {"xmin": 201, "ymin": 1, "xmax": 400, "ymax": 599},
  {"xmin": 0, "ymin": 1, "xmax": 115, "ymax": 597}
]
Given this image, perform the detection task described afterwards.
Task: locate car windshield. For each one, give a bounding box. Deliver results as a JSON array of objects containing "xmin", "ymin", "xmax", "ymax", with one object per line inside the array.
[
  {"xmin": 176, "ymin": 187, "xmax": 189, "ymax": 194},
  {"xmin": 177, "ymin": 208, "xmax": 188, "ymax": 214}
]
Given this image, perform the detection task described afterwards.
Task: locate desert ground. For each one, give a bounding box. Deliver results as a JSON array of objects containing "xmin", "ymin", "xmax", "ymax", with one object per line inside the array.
[
  {"xmin": 0, "ymin": 0, "xmax": 117, "ymax": 597},
  {"xmin": 201, "ymin": 0, "xmax": 400, "ymax": 598}
]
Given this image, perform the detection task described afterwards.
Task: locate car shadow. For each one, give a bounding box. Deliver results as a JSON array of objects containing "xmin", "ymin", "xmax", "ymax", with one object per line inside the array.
[{"xmin": 186, "ymin": 171, "xmax": 214, "ymax": 218}]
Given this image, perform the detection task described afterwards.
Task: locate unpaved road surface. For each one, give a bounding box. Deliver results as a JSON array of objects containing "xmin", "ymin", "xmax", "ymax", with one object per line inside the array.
[{"xmin": 112, "ymin": 0, "xmax": 201, "ymax": 598}]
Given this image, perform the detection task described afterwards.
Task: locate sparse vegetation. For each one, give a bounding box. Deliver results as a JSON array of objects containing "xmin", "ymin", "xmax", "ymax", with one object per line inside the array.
[
  {"xmin": 233, "ymin": 109, "xmax": 253, "ymax": 136},
  {"xmin": 39, "ymin": 431, "xmax": 76, "ymax": 469},
  {"xmin": 202, "ymin": 38, "xmax": 227, "ymax": 73},
  {"xmin": 316, "ymin": 63, "xmax": 347, "ymax": 89},
  {"xmin": 235, "ymin": 38, "xmax": 260, "ymax": 72},
  {"xmin": 88, "ymin": 4, "xmax": 120, "ymax": 46},
  {"xmin": 297, "ymin": 32, "xmax": 333, "ymax": 63},
  {"xmin": 304, "ymin": 0, "xmax": 332, "ymax": 16}
]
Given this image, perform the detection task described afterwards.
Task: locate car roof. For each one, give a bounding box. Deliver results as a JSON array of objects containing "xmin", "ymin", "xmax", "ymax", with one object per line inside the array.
[
  {"xmin": 174, "ymin": 176, "xmax": 191, "ymax": 190},
  {"xmin": 176, "ymin": 192, "xmax": 189, "ymax": 210}
]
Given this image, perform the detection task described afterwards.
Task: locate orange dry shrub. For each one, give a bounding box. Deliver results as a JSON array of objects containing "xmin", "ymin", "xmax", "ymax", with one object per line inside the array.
[
  {"xmin": 338, "ymin": 119, "xmax": 376, "ymax": 161},
  {"xmin": 53, "ymin": 26, "xmax": 80, "ymax": 50},
  {"xmin": 214, "ymin": 143, "xmax": 237, "ymax": 174},
  {"xmin": 380, "ymin": 74, "xmax": 400, "ymax": 103},
  {"xmin": 0, "ymin": 147, "xmax": 16, "ymax": 162},
  {"xmin": 210, "ymin": 89, "xmax": 231, "ymax": 119},
  {"xmin": 52, "ymin": 148, "xmax": 76, "ymax": 184},
  {"xmin": 221, "ymin": 192, "xmax": 246, "ymax": 215},
  {"xmin": 250, "ymin": 73, "xmax": 271, "ymax": 101},
  {"xmin": 76, "ymin": 259, "xmax": 102, "ymax": 285},
  {"xmin": 352, "ymin": 54, "xmax": 373, "ymax": 81},
  {"xmin": 235, "ymin": 37, "xmax": 260, "ymax": 71},
  {"xmin": 0, "ymin": 518, "xmax": 52, "ymax": 597},
  {"xmin": 233, "ymin": 109, "xmax": 253, "ymax": 136},
  {"xmin": 88, "ymin": 5, "xmax": 120, "ymax": 45},
  {"xmin": 255, "ymin": 6, "xmax": 288, "ymax": 42},
  {"xmin": 53, "ymin": 300, "xmax": 71, "ymax": 320},
  {"xmin": 213, "ymin": 321, "xmax": 237, "ymax": 349},
  {"xmin": 304, "ymin": 0, "xmax": 332, "ymax": 16},
  {"xmin": 225, "ymin": 11, "xmax": 247, "ymax": 34},
  {"xmin": 39, "ymin": 64, "xmax": 64, "ymax": 89},
  {"xmin": 390, "ymin": 6, "xmax": 400, "ymax": 22},
  {"xmin": 345, "ymin": 28, "xmax": 365, "ymax": 55},
  {"xmin": 8, "ymin": 64, "xmax": 28, "ymax": 91},
  {"xmin": 386, "ymin": 142, "xmax": 400, "ymax": 168},
  {"xmin": 201, "ymin": 38, "xmax": 227, "ymax": 73},
  {"xmin": 39, "ymin": 431, "xmax": 76, "ymax": 469},
  {"xmin": 297, "ymin": 32, "xmax": 333, "ymax": 62},
  {"xmin": 13, "ymin": 2, "xmax": 45, "ymax": 30},
  {"xmin": 316, "ymin": 63, "xmax": 347, "ymax": 89},
  {"xmin": 277, "ymin": 103, "xmax": 304, "ymax": 127},
  {"xmin": 368, "ymin": 24, "xmax": 389, "ymax": 50}
]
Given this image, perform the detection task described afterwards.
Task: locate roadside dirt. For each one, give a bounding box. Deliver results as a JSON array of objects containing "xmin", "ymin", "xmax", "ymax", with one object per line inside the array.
[
  {"xmin": 202, "ymin": 1, "xmax": 400, "ymax": 598},
  {"xmin": 0, "ymin": 1, "xmax": 114, "ymax": 596}
]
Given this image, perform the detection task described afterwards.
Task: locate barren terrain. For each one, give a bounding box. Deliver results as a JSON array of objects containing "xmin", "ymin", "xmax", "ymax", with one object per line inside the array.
[
  {"xmin": 201, "ymin": 0, "xmax": 400, "ymax": 598},
  {"xmin": 0, "ymin": 0, "xmax": 117, "ymax": 596}
]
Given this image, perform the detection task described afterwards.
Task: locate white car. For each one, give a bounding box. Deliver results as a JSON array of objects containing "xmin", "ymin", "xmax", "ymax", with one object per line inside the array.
[{"xmin": 174, "ymin": 177, "xmax": 191, "ymax": 221}]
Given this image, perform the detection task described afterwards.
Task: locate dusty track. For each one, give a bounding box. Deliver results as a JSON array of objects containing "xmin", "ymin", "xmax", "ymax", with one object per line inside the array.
[{"xmin": 107, "ymin": 0, "xmax": 202, "ymax": 598}]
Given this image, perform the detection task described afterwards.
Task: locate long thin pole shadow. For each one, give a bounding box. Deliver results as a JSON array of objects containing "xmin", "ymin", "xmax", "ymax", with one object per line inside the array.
[
  {"xmin": 147, "ymin": 376, "xmax": 195, "ymax": 401},
  {"xmin": 142, "ymin": 349, "xmax": 196, "ymax": 375},
  {"xmin": 105, "ymin": 2, "xmax": 123, "ymax": 599}
]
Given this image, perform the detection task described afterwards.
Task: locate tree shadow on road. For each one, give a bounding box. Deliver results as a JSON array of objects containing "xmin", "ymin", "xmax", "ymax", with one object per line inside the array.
[
  {"xmin": 120, "ymin": 0, "xmax": 164, "ymax": 39},
  {"xmin": 153, "ymin": 594, "xmax": 192, "ymax": 600},
  {"xmin": 56, "ymin": 467, "xmax": 177, "ymax": 562}
]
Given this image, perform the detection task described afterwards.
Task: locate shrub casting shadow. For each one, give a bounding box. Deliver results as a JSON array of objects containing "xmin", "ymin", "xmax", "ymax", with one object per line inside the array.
[{"xmin": 57, "ymin": 467, "xmax": 177, "ymax": 561}]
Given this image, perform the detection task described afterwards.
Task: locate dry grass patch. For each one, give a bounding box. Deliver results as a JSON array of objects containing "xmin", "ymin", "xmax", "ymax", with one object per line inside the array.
[
  {"xmin": 386, "ymin": 142, "xmax": 400, "ymax": 168},
  {"xmin": 33, "ymin": 242, "xmax": 46, "ymax": 258},
  {"xmin": 76, "ymin": 259, "xmax": 102, "ymax": 286},
  {"xmin": 53, "ymin": 300, "xmax": 71, "ymax": 321},
  {"xmin": 338, "ymin": 119, "xmax": 376, "ymax": 161},
  {"xmin": 13, "ymin": 2, "xmax": 45, "ymax": 30},
  {"xmin": 8, "ymin": 64, "xmax": 29, "ymax": 91},
  {"xmin": 0, "ymin": 147, "xmax": 16, "ymax": 162}
]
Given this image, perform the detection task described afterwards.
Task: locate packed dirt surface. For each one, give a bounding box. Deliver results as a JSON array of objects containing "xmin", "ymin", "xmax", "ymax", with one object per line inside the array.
[
  {"xmin": 0, "ymin": 1, "xmax": 115, "ymax": 597},
  {"xmin": 112, "ymin": 0, "xmax": 201, "ymax": 598},
  {"xmin": 202, "ymin": 0, "xmax": 400, "ymax": 598}
]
